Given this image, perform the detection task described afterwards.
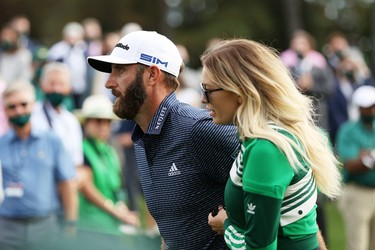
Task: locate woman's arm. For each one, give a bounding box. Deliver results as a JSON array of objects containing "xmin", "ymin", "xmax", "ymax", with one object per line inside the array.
[{"xmin": 79, "ymin": 166, "xmax": 140, "ymax": 227}]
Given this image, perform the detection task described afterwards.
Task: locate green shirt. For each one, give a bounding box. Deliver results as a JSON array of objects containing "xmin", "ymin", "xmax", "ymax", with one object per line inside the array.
[
  {"xmin": 336, "ymin": 120, "xmax": 375, "ymax": 186},
  {"xmin": 78, "ymin": 138, "xmax": 123, "ymax": 235},
  {"xmin": 223, "ymin": 128, "xmax": 319, "ymax": 250}
]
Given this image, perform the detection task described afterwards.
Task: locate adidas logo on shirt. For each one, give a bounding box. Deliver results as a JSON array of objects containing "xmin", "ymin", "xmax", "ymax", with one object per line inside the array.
[
  {"xmin": 247, "ymin": 203, "xmax": 256, "ymax": 214},
  {"xmin": 168, "ymin": 163, "xmax": 181, "ymax": 176}
]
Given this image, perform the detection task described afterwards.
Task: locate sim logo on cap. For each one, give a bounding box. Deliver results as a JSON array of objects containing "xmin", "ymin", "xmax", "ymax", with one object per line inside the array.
[{"xmin": 140, "ymin": 53, "xmax": 168, "ymax": 68}]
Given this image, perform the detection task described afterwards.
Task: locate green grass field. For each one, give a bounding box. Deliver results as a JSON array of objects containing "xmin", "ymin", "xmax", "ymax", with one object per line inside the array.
[{"xmin": 325, "ymin": 201, "xmax": 346, "ymax": 250}]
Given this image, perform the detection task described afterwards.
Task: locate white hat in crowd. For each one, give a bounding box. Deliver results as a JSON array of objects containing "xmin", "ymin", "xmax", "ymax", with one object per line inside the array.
[
  {"xmin": 352, "ymin": 85, "xmax": 375, "ymax": 108},
  {"xmin": 121, "ymin": 22, "xmax": 142, "ymax": 36},
  {"xmin": 75, "ymin": 94, "xmax": 118, "ymax": 122},
  {"xmin": 87, "ymin": 30, "xmax": 183, "ymax": 77}
]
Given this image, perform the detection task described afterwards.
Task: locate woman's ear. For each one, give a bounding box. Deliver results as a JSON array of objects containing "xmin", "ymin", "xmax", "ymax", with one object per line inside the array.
[{"xmin": 238, "ymin": 95, "xmax": 243, "ymax": 104}]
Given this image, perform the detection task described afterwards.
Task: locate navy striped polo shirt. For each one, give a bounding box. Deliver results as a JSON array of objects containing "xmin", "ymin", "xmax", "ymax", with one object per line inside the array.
[{"xmin": 132, "ymin": 93, "xmax": 239, "ymax": 250}]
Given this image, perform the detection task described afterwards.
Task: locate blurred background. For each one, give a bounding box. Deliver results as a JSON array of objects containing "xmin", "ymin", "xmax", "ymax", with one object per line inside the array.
[{"xmin": 1, "ymin": 0, "xmax": 375, "ymax": 70}]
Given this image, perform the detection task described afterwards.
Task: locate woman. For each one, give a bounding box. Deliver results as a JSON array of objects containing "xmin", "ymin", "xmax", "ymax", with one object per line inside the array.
[
  {"xmin": 77, "ymin": 94, "xmax": 140, "ymax": 235},
  {"xmin": 201, "ymin": 39, "xmax": 342, "ymax": 249}
]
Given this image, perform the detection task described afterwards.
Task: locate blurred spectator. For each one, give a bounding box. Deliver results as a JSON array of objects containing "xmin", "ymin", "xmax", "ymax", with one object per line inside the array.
[
  {"xmin": 31, "ymin": 46, "xmax": 49, "ymax": 101},
  {"xmin": 9, "ymin": 15, "xmax": 39, "ymax": 53},
  {"xmin": 91, "ymin": 31, "xmax": 121, "ymax": 99},
  {"xmin": 0, "ymin": 160, "xmax": 3, "ymax": 205},
  {"xmin": 82, "ymin": 17, "xmax": 103, "ymax": 99},
  {"xmin": 75, "ymin": 94, "xmax": 139, "ymax": 235},
  {"xmin": 115, "ymin": 120, "xmax": 141, "ymax": 213},
  {"xmin": 47, "ymin": 22, "xmax": 88, "ymax": 108},
  {"xmin": 336, "ymin": 85, "xmax": 375, "ymax": 250},
  {"xmin": 176, "ymin": 44, "xmax": 201, "ymax": 107},
  {"xmin": 0, "ymin": 24, "xmax": 33, "ymax": 84},
  {"xmin": 31, "ymin": 62, "xmax": 83, "ymax": 169},
  {"xmin": 0, "ymin": 80, "xmax": 77, "ymax": 249},
  {"xmin": 0, "ymin": 77, "xmax": 9, "ymax": 136},
  {"xmin": 280, "ymin": 29, "xmax": 334, "ymax": 130},
  {"xmin": 324, "ymin": 31, "xmax": 370, "ymax": 84},
  {"xmin": 82, "ymin": 17, "xmax": 102, "ymax": 57},
  {"xmin": 120, "ymin": 22, "xmax": 142, "ymax": 37},
  {"xmin": 328, "ymin": 56, "xmax": 375, "ymax": 144}
]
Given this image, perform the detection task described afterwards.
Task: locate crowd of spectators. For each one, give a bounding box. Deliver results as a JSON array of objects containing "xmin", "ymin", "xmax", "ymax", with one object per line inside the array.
[{"xmin": 0, "ymin": 15, "xmax": 374, "ymax": 250}]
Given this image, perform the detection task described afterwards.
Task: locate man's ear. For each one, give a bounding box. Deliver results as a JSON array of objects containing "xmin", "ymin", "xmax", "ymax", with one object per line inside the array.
[{"xmin": 148, "ymin": 66, "xmax": 162, "ymax": 81}]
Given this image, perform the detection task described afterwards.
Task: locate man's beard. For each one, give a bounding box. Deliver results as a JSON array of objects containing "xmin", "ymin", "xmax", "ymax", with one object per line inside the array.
[{"xmin": 113, "ymin": 70, "xmax": 147, "ymax": 120}]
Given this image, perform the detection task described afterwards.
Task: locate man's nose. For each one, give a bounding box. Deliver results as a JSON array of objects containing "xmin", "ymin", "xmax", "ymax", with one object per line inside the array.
[
  {"xmin": 105, "ymin": 76, "xmax": 116, "ymax": 89},
  {"xmin": 13, "ymin": 105, "xmax": 27, "ymax": 115}
]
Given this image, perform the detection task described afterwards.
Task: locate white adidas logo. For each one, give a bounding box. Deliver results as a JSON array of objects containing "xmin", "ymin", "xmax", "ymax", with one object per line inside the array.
[
  {"xmin": 247, "ymin": 203, "xmax": 256, "ymax": 214},
  {"xmin": 168, "ymin": 163, "xmax": 181, "ymax": 176}
]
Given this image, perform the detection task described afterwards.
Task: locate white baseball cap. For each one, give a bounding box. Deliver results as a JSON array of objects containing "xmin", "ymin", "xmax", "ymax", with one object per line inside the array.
[
  {"xmin": 87, "ymin": 30, "xmax": 183, "ymax": 77},
  {"xmin": 352, "ymin": 85, "xmax": 375, "ymax": 108}
]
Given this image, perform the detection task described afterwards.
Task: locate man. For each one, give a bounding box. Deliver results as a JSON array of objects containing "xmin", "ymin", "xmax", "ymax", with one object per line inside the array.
[
  {"xmin": 336, "ymin": 85, "xmax": 375, "ymax": 250},
  {"xmin": 0, "ymin": 24, "xmax": 33, "ymax": 84},
  {"xmin": 31, "ymin": 61, "xmax": 83, "ymax": 169},
  {"xmin": 88, "ymin": 31, "xmax": 239, "ymax": 249},
  {"xmin": 0, "ymin": 160, "xmax": 3, "ymax": 205},
  {"xmin": 0, "ymin": 80, "xmax": 77, "ymax": 249},
  {"xmin": 47, "ymin": 22, "xmax": 88, "ymax": 109}
]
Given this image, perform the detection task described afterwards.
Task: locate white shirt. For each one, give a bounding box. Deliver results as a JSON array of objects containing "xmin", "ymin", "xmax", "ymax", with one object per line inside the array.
[
  {"xmin": 0, "ymin": 48, "xmax": 32, "ymax": 84},
  {"xmin": 47, "ymin": 40, "xmax": 87, "ymax": 94},
  {"xmin": 31, "ymin": 101, "xmax": 83, "ymax": 166}
]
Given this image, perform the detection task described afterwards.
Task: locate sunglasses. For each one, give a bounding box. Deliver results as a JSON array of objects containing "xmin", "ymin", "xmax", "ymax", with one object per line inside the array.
[
  {"xmin": 200, "ymin": 82, "xmax": 224, "ymax": 103},
  {"xmin": 6, "ymin": 102, "xmax": 29, "ymax": 110}
]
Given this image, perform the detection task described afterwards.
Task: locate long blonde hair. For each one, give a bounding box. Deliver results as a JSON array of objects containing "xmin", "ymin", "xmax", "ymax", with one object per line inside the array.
[{"xmin": 201, "ymin": 39, "xmax": 342, "ymax": 199}]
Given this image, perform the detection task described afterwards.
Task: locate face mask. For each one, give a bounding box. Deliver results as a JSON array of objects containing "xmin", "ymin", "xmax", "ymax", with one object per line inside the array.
[
  {"xmin": 344, "ymin": 70, "xmax": 355, "ymax": 83},
  {"xmin": 296, "ymin": 51, "xmax": 304, "ymax": 60},
  {"xmin": 335, "ymin": 50, "xmax": 344, "ymax": 60},
  {"xmin": 9, "ymin": 114, "xmax": 31, "ymax": 127},
  {"xmin": 45, "ymin": 93, "xmax": 65, "ymax": 107},
  {"xmin": 360, "ymin": 114, "xmax": 374, "ymax": 125},
  {"xmin": 0, "ymin": 41, "xmax": 17, "ymax": 51}
]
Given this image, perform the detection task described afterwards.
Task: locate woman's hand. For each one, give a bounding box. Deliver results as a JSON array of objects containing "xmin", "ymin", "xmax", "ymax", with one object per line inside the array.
[
  {"xmin": 208, "ymin": 206, "xmax": 227, "ymax": 235},
  {"xmin": 114, "ymin": 202, "xmax": 141, "ymax": 227}
]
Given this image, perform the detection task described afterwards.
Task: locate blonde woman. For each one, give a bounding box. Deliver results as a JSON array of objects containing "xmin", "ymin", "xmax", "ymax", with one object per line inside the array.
[{"xmin": 202, "ymin": 39, "xmax": 342, "ymax": 250}]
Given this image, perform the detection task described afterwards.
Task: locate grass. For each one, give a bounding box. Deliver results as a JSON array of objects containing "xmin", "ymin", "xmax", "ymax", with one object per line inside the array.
[{"xmin": 325, "ymin": 201, "xmax": 346, "ymax": 250}]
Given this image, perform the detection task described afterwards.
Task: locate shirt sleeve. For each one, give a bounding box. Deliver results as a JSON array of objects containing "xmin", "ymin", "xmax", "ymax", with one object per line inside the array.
[
  {"xmin": 224, "ymin": 193, "xmax": 280, "ymax": 250},
  {"xmin": 225, "ymin": 139, "xmax": 294, "ymax": 250},
  {"xmin": 191, "ymin": 118, "xmax": 240, "ymax": 183}
]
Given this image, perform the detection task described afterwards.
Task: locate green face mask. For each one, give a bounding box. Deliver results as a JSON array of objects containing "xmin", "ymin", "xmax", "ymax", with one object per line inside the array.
[
  {"xmin": 360, "ymin": 114, "xmax": 375, "ymax": 125},
  {"xmin": 9, "ymin": 114, "xmax": 31, "ymax": 127},
  {"xmin": 45, "ymin": 92, "xmax": 65, "ymax": 107},
  {"xmin": 0, "ymin": 41, "xmax": 17, "ymax": 51},
  {"xmin": 344, "ymin": 70, "xmax": 355, "ymax": 83}
]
